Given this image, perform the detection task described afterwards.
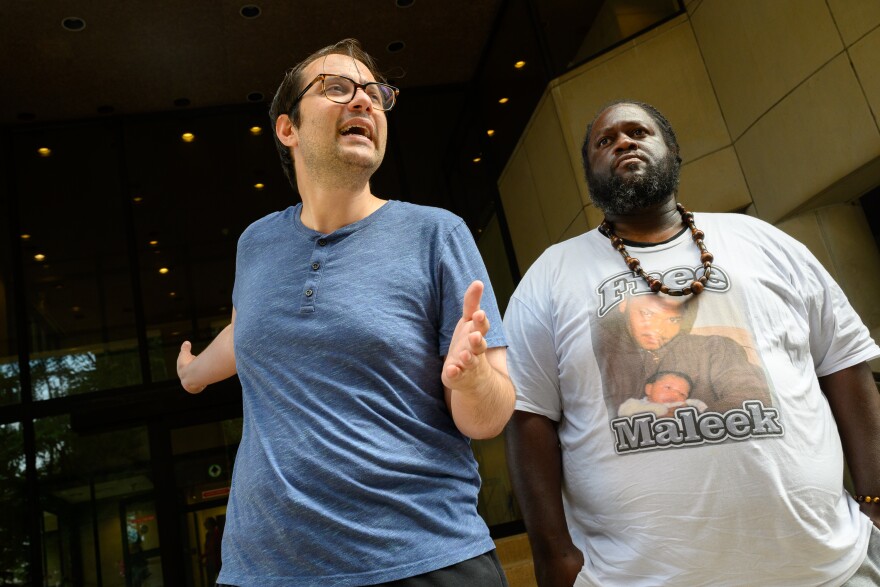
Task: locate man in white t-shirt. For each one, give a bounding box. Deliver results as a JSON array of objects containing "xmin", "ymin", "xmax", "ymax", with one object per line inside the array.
[{"xmin": 504, "ymin": 100, "xmax": 880, "ymax": 586}]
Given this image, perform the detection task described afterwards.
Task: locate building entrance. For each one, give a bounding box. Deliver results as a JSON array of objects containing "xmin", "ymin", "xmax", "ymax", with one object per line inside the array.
[{"xmin": 171, "ymin": 417, "xmax": 240, "ymax": 587}]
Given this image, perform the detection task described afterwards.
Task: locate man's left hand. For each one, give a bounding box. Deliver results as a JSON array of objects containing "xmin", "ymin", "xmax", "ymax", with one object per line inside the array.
[{"xmin": 442, "ymin": 280, "xmax": 492, "ymax": 392}]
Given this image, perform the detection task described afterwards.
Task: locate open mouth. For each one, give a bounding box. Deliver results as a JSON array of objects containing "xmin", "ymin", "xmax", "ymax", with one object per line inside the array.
[{"xmin": 339, "ymin": 123, "xmax": 372, "ymax": 140}]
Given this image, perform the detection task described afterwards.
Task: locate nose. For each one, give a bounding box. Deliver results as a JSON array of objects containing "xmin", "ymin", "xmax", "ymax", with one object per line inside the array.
[
  {"xmin": 348, "ymin": 87, "xmax": 373, "ymax": 111},
  {"xmin": 613, "ymin": 132, "xmax": 637, "ymax": 152}
]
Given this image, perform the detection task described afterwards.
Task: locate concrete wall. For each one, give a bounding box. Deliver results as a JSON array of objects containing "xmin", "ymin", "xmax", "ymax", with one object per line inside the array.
[{"xmin": 495, "ymin": 0, "xmax": 880, "ymax": 363}]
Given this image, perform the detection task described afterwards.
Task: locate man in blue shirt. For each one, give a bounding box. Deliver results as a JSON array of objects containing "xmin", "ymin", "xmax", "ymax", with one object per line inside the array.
[{"xmin": 177, "ymin": 39, "xmax": 514, "ymax": 587}]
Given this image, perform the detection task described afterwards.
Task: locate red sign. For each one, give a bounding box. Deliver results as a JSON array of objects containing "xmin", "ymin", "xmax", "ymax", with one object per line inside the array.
[{"xmin": 201, "ymin": 487, "xmax": 230, "ymax": 499}]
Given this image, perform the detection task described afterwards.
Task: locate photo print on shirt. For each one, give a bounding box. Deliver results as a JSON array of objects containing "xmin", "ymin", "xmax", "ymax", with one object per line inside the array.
[{"xmin": 592, "ymin": 266, "xmax": 783, "ymax": 454}]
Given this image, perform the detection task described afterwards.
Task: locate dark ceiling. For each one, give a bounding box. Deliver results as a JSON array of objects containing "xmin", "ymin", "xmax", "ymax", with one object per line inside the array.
[
  {"xmin": 2, "ymin": 0, "xmax": 510, "ymax": 124},
  {"xmin": 0, "ymin": 0, "xmax": 611, "ymax": 123}
]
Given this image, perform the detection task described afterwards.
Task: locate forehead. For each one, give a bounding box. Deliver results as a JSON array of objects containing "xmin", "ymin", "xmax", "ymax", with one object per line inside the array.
[
  {"xmin": 590, "ymin": 104, "xmax": 659, "ymax": 140},
  {"xmin": 303, "ymin": 53, "xmax": 375, "ymax": 83},
  {"xmin": 629, "ymin": 295, "xmax": 683, "ymax": 316}
]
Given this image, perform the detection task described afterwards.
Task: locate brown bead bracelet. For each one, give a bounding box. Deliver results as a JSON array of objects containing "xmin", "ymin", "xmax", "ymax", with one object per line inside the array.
[{"xmin": 854, "ymin": 494, "xmax": 880, "ymax": 504}]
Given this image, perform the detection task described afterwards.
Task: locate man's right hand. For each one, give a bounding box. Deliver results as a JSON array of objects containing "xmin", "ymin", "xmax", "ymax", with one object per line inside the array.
[
  {"xmin": 175, "ymin": 314, "xmax": 238, "ymax": 394},
  {"xmin": 177, "ymin": 341, "xmax": 207, "ymax": 394}
]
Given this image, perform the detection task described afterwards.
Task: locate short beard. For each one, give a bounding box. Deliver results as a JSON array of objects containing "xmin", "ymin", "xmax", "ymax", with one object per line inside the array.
[{"xmin": 586, "ymin": 153, "xmax": 680, "ymax": 215}]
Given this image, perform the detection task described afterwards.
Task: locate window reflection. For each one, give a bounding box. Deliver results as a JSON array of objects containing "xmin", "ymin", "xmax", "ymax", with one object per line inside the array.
[
  {"xmin": 35, "ymin": 415, "xmax": 155, "ymax": 586},
  {"xmin": 14, "ymin": 126, "xmax": 142, "ymax": 398},
  {"xmin": 124, "ymin": 112, "xmax": 288, "ymax": 382},
  {"xmin": 0, "ymin": 207, "xmax": 19, "ymax": 406},
  {"xmin": 0, "ymin": 422, "xmax": 27, "ymax": 584}
]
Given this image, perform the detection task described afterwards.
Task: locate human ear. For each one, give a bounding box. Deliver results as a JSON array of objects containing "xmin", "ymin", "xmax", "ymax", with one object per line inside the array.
[{"xmin": 276, "ymin": 114, "xmax": 298, "ymax": 149}]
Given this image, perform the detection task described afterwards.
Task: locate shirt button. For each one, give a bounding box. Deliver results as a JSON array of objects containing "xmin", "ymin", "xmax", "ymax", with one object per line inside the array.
[
  {"xmin": 311, "ymin": 262, "xmax": 320, "ymax": 270},
  {"xmin": 318, "ymin": 239, "xmax": 327, "ymax": 246},
  {"xmin": 305, "ymin": 289, "xmax": 313, "ymax": 297}
]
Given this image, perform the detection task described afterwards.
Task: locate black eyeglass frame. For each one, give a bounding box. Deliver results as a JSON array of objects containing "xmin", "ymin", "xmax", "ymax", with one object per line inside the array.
[{"xmin": 291, "ymin": 74, "xmax": 400, "ymax": 112}]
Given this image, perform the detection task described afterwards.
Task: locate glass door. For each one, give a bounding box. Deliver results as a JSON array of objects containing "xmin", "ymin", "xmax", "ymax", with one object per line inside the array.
[
  {"xmin": 121, "ymin": 499, "xmax": 162, "ymax": 587},
  {"xmin": 184, "ymin": 505, "xmax": 226, "ymax": 587}
]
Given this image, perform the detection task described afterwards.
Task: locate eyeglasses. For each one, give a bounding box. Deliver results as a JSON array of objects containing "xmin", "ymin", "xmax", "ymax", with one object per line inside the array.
[{"xmin": 293, "ymin": 74, "xmax": 399, "ymax": 112}]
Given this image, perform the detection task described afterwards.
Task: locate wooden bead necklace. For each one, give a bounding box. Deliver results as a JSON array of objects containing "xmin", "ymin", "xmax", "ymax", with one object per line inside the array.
[{"xmin": 598, "ymin": 203, "xmax": 714, "ymax": 297}]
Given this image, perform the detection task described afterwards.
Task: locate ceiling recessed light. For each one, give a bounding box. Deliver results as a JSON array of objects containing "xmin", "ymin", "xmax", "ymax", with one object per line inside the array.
[
  {"xmin": 240, "ymin": 5, "xmax": 261, "ymax": 18},
  {"xmin": 249, "ymin": 126, "xmax": 263, "ymax": 136},
  {"xmin": 132, "ymin": 196, "xmax": 143, "ymax": 203},
  {"xmin": 169, "ymin": 292, "xmax": 177, "ymax": 297},
  {"xmin": 514, "ymin": 60, "xmax": 526, "ymax": 69},
  {"xmin": 149, "ymin": 240, "xmax": 159, "ymax": 246},
  {"xmin": 486, "ymin": 129, "xmax": 495, "ymax": 137},
  {"xmin": 254, "ymin": 183, "xmax": 265, "ymax": 190},
  {"xmin": 247, "ymin": 91, "xmax": 265, "ymax": 102},
  {"xmin": 21, "ymin": 234, "xmax": 31, "ymax": 240},
  {"xmin": 72, "ymin": 306, "xmax": 81, "ymax": 312},
  {"xmin": 387, "ymin": 41, "xmax": 405, "ymax": 53},
  {"xmin": 61, "ymin": 17, "xmax": 86, "ymax": 31},
  {"xmin": 159, "ymin": 267, "xmax": 170, "ymax": 274},
  {"xmin": 472, "ymin": 157, "xmax": 482, "ymax": 163},
  {"xmin": 498, "ymin": 97, "xmax": 509, "ymax": 104},
  {"xmin": 396, "ymin": 0, "xmax": 415, "ymax": 7},
  {"xmin": 34, "ymin": 254, "xmax": 46, "ymax": 262},
  {"xmin": 38, "ymin": 147, "xmax": 52, "ymax": 157},
  {"xmin": 181, "ymin": 133, "xmax": 195, "ymax": 143}
]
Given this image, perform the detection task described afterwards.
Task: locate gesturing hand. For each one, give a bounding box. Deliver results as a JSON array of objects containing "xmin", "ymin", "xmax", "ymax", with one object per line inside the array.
[
  {"xmin": 442, "ymin": 280, "xmax": 492, "ymax": 392},
  {"xmin": 177, "ymin": 341, "xmax": 206, "ymax": 394}
]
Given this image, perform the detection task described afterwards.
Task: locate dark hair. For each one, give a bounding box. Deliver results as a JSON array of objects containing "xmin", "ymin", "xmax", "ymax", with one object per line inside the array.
[
  {"xmin": 580, "ymin": 100, "xmax": 682, "ymax": 176},
  {"xmin": 646, "ymin": 370, "xmax": 694, "ymax": 391},
  {"xmin": 268, "ymin": 39, "xmax": 386, "ymax": 190}
]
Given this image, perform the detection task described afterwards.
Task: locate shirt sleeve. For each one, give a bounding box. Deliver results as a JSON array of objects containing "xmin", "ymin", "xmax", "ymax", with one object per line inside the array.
[
  {"xmin": 796, "ymin": 242, "xmax": 880, "ymax": 376},
  {"xmin": 503, "ymin": 277, "xmax": 563, "ymax": 422},
  {"xmin": 437, "ymin": 220, "xmax": 507, "ymax": 355}
]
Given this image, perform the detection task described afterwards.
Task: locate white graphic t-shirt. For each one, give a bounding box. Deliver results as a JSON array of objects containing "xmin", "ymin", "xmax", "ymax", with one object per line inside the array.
[{"xmin": 505, "ymin": 212, "xmax": 880, "ymax": 586}]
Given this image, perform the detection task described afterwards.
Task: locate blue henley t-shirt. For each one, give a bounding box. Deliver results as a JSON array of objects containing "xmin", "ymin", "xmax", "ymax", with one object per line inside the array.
[{"xmin": 219, "ymin": 200, "xmax": 506, "ymax": 586}]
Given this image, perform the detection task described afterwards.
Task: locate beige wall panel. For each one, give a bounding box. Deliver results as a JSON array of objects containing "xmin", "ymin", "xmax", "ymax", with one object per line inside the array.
[
  {"xmin": 685, "ymin": 0, "xmax": 702, "ymax": 11},
  {"xmin": 524, "ymin": 97, "xmax": 584, "ymax": 243},
  {"xmin": 691, "ymin": 0, "xmax": 843, "ymax": 139},
  {"xmin": 736, "ymin": 54, "xmax": 880, "ymax": 223},
  {"xmin": 776, "ymin": 204, "xmax": 880, "ymax": 335},
  {"xmin": 583, "ymin": 203, "xmax": 605, "ymax": 229},
  {"xmin": 678, "ymin": 147, "xmax": 752, "ymax": 212},
  {"xmin": 498, "ymin": 147, "xmax": 552, "ymax": 274},
  {"xmin": 850, "ymin": 27, "xmax": 880, "ymax": 128},
  {"xmin": 814, "ymin": 204, "xmax": 880, "ymax": 331},
  {"xmin": 774, "ymin": 213, "xmax": 836, "ymax": 278},
  {"xmin": 547, "ymin": 84, "xmax": 592, "ymax": 209},
  {"xmin": 557, "ymin": 207, "xmax": 591, "ymax": 243},
  {"xmin": 827, "ymin": 0, "xmax": 880, "ymax": 47},
  {"xmin": 477, "ymin": 214, "xmax": 516, "ymax": 314},
  {"xmin": 556, "ymin": 19, "xmax": 729, "ymax": 175}
]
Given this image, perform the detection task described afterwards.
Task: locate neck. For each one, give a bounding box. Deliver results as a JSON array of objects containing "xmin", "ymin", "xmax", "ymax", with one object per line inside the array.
[
  {"xmin": 294, "ymin": 153, "xmax": 388, "ymax": 233},
  {"xmin": 603, "ymin": 195, "xmax": 681, "ymax": 243},
  {"xmin": 298, "ymin": 182, "xmax": 385, "ymax": 233}
]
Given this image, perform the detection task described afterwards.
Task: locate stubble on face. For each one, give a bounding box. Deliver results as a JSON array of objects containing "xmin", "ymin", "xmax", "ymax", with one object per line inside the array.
[{"xmin": 586, "ymin": 149, "xmax": 678, "ymax": 216}]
